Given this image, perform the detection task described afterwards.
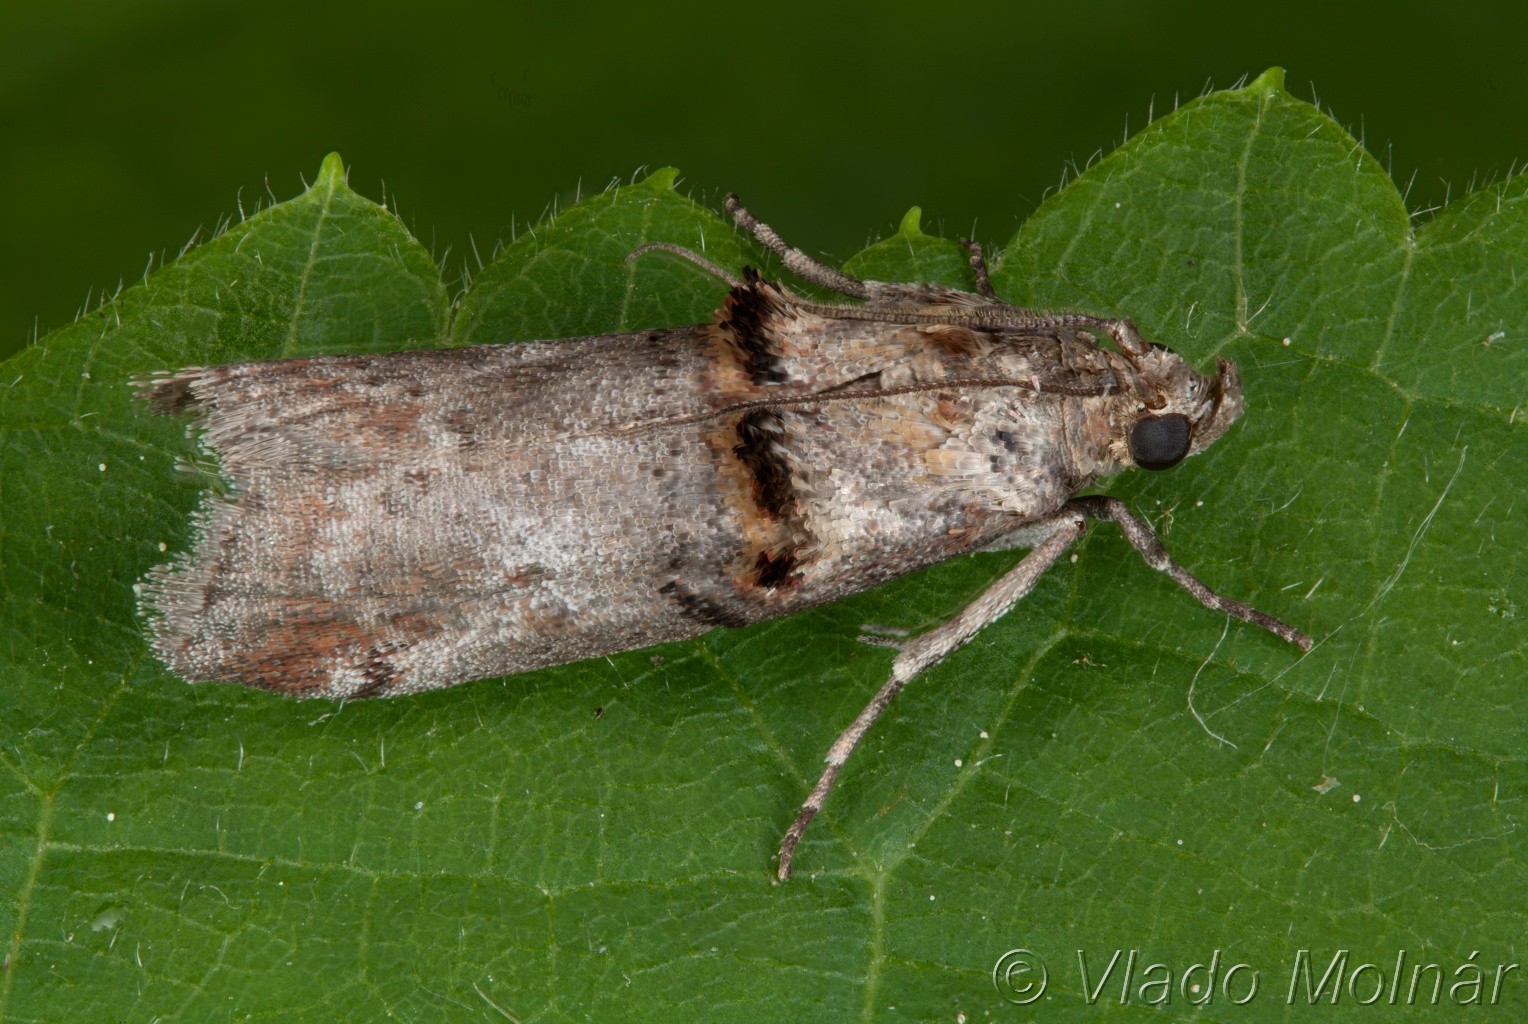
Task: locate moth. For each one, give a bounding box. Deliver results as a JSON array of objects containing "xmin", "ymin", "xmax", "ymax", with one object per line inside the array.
[{"xmin": 137, "ymin": 194, "xmax": 1311, "ymax": 880}]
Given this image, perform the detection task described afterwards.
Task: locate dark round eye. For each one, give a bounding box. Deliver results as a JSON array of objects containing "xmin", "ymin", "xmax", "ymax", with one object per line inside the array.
[{"xmin": 1129, "ymin": 413, "xmax": 1191, "ymax": 470}]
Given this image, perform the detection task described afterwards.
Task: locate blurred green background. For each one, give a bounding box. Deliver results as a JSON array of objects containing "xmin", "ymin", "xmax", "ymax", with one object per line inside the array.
[{"xmin": 4, "ymin": 0, "xmax": 1527, "ymax": 362}]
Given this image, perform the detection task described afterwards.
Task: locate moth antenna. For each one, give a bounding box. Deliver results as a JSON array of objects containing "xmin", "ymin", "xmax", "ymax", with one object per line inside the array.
[{"xmin": 604, "ymin": 373, "xmax": 1122, "ymax": 436}]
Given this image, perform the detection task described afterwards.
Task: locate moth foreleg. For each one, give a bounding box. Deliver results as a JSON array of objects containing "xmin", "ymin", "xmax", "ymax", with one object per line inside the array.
[
  {"xmin": 777, "ymin": 511, "xmax": 1088, "ymax": 881},
  {"xmin": 1068, "ymin": 495, "xmax": 1312, "ymax": 651}
]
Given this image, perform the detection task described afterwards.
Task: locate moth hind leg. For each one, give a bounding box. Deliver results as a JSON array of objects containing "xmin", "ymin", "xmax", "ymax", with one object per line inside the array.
[
  {"xmin": 724, "ymin": 194, "xmax": 1155, "ymax": 349},
  {"xmin": 625, "ymin": 242, "xmax": 744, "ymax": 289},
  {"xmin": 726, "ymin": 192, "xmax": 1015, "ymax": 311},
  {"xmin": 959, "ymin": 237, "xmax": 998, "ymax": 299},
  {"xmin": 725, "ymin": 192, "xmax": 873, "ymax": 300}
]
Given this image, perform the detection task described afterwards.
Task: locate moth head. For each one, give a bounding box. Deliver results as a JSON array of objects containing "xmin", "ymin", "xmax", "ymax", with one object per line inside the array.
[{"xmin": 1122, "ymin": 345, "xmax": 1243, "ymax": 472}]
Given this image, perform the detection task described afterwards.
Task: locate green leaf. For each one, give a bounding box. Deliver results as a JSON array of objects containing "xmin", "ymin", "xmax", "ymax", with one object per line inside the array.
[{"xmin": 2, "ymin": 70, "xmax": 1523, "ymax": 1019}]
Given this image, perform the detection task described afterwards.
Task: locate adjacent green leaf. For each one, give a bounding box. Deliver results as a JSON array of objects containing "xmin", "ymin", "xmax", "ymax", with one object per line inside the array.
[{"xmin": 1, "ymin": 72, "xmax": 1522, "ymax": 1021}]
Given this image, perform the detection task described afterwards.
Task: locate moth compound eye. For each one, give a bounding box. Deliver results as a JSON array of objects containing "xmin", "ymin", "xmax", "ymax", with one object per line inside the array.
[{"xmin": 1129, "ymin": 413, "xmax": 1191, "ymax": 470}]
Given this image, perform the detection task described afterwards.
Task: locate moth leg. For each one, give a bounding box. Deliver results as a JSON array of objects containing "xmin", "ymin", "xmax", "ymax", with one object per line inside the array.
[
  {"xmin": 725, "ymin": 192, "xmax": 873, "ymax": 300},
  {"xmin": 728, "ymin": 192, "xmax": 1025, "ymax": 311},
  {"xmin": 1094, "ymin": 317, "xmax": 1150, "ymax": 357},
  {"xmin": 959, "ymin": 237, "xmax": 998, "ymax": 298},
  {"xmin": 1068, "ymin": 496, "xmax": 1313, "ymax": 651},
  {"xmin": 625, "ymin": 241, "xmax": 744, "ymax": 289},
  {"xmin": 778, "ymin": 511, "xmax": 1088, "ymax": 881}
]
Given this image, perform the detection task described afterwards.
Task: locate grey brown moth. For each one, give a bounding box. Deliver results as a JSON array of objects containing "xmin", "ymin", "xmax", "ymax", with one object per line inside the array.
[{"xmin": 137, "ymin": 194, "xmax": 1311, "ymax": 879}]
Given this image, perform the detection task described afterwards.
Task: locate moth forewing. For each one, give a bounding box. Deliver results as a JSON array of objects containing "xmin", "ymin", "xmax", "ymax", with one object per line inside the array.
[{"xmin": 136, "ymin": 193, "xmax": 1311, "ymax": 881}]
